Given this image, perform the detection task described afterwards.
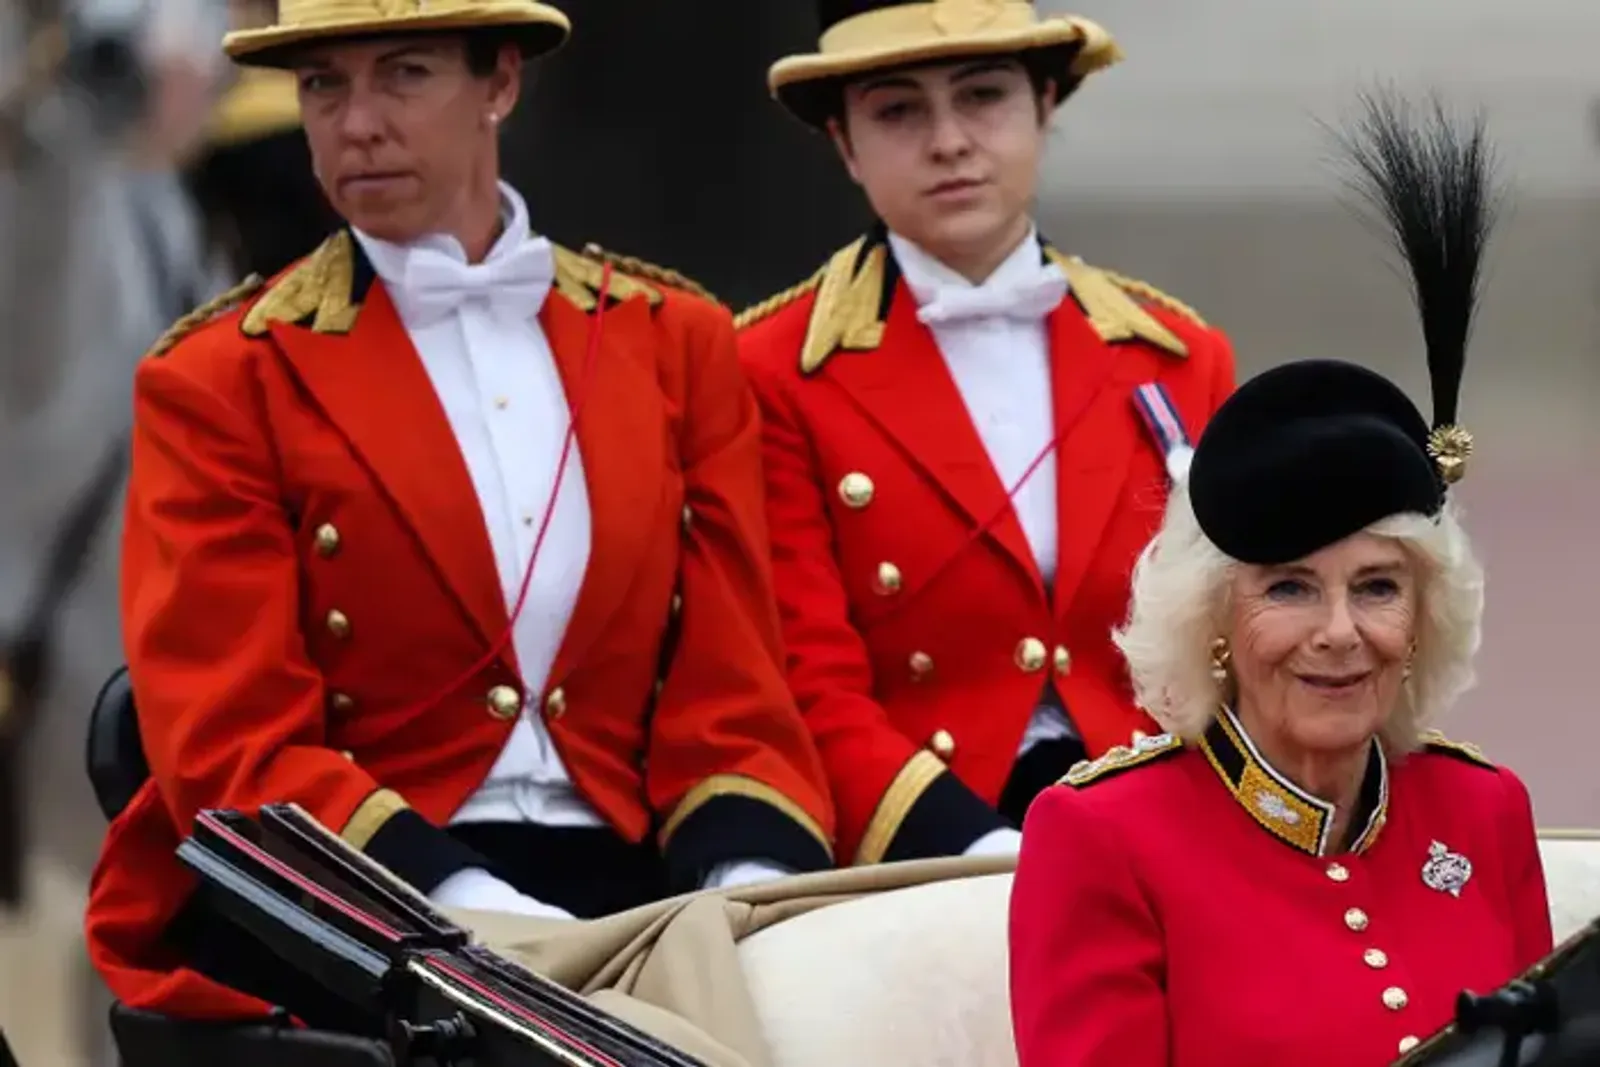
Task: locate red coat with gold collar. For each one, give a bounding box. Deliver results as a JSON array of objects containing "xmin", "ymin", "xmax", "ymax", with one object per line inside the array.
[
  {"xmin": 84, "ymin": 233, "xmax": 834, "ymax": 1021},
  {"xmin": 736, "ymin": 232, "xmax": 1236, "ymax": 865},
  {"xmin": 1009, "ymin": 717, "xmax": 1554, "ymax": 1067}
]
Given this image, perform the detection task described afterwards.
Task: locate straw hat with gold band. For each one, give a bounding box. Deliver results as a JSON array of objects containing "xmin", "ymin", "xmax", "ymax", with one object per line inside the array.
[
  {"xmin": 221, "ymin": 0, "xmax": 572, "ymax": 69},
  {"xmin": 770, "ymin": 0, "xmax": 1123, "ymax": 129}
]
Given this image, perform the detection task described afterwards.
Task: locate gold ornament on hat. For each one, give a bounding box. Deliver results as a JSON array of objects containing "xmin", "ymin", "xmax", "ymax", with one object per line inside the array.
[{"xmin": 1426, "ymin": 424, "xmax": 1473, "ymax": 484}]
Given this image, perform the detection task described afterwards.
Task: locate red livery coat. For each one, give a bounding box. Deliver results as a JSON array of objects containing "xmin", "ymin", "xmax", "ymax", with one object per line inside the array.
[
  {"xmin": 84, "ymin": 233, "xmax": 834, "ymax": 1021},
  {"xmin": 737, "ymin": 233, "xmax": 1236, "ymax": 864},
  {"xmin": 1010, "ymin": 714, "xmax": 1554, "ymax": 1067}
]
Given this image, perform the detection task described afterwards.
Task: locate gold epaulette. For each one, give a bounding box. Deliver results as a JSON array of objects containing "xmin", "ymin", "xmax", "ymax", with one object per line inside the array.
[
  {"xmin": 1419, "ymin": 729, "xmax": 1496, "ymax": 770},
  {"xmin": 1101, "ymin": 268, "xmax": 1209, "ymax": 328},
  {"xmin": 243, "ymin": 230, "xmax": 360, "ymax": 337},
  {"xmin": 1061, "ymin": 733, "xmax": 1184, "ymax": 788},
  {"xmin": 148, "ymin": 274, "xmax": 266, "ymax": 357},
  {"xmin": 580, "ymin": 242, "xmax": 719, "ymax": 304},
  {"xmin": 733, "ymin": 269, "xmax": 824, "ymax": 331},
  {"xmin": 1047, "ymin": 252, "xmax": 1189, "ymax": 358},
  {"xmin": 552, "ymin": 244, "xmax": 663, "ymax": 311}
]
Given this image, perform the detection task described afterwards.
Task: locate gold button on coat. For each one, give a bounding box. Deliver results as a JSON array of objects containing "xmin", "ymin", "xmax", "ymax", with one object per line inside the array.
[
  {"xmin": 1015, "ymin": 637, "xmax": 1047, "ymax": 672},
  {"xmin": 313, "ymin": 523, "xmax": 341, "ymax": 557},
  {"xmin": 1326, "ymin": 863, "xmax": 1350, "ymax": 882},
  {"xmin": 837, "ymin": 472, "xmax": 875, "ymax": 508},
  {"xmin": 1052, "ymin": 645, "xmax": 1072, "ymax": 675},
  {"xmin": 329, "ymin": 692, "xmax": 354, "ymax": 713},
  {"xmin": 486, "ymin": 685, "xmax": 521, "ymax": 720},
  {"xmin": 681, "ymin": 505, "xmax": 694, "ymax": 532},
  {"xmin": 325, "ymin": 609, "xmax": 351, "ymax": 638},
  {"xmin": 873, "ymin": 561, "xmax": 902, "ymax": 595},
  {"xmin": 909, "ymin": 651, "xmax": 933, "ymax": 679},
  {"xmin": 929, "ymin": 729, "xmax": 956, "ymax": 759},
  {"xmin": 1382, "ymin": 987, "xmax": 1409, "ymax": 1011},
  {"xmin": 670, "ymin": 593, "xmax": 683, "ymax": 616},
  {"xmin": 1397, "ymin": 1036, "xmax": 1420, "ymax": 1054},
  {"xmin": 545, "ymin": 687, "xmax": 567, "ymax": 719},
  {"xmin": 1363, "ymin": 948, "xmax": 1389, "ymax": 969},
  {"xmin": 1344, "ymin": 908, "xmax": 1369, "ymax": 932}
]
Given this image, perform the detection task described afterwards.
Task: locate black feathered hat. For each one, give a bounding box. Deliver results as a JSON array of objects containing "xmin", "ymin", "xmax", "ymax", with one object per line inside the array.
[{"xmin": 1188, "ymin": 91, "xmax": 1500, "ymax": 565}]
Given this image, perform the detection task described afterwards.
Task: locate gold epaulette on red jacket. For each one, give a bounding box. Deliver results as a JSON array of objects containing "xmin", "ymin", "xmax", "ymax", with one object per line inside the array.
[
  {"xmin": 734, "ymin": 233, "xmax": 1205, "ymax": 373},
  {"xmin": 1061, "ymin": 733, "xmax": 1185, "ymax": 788},
  {"xmin": 732, "ymin": 268, "xmax": 824, "ymax": 331},
  {"xmin": 242, "ymin": 231, "xmax": 362, "ymax": 337},
  {"xmin": 1418, "ymin": 729, "xmax": 1496, "ymax": 770},
  {"xmin": 1097, "ymin": 266, "xmax": 1209, "ymax": 328},
  {"xmin": 232, "ymin": 231, "xmax": 684, "ymax": 344},
  {"xmin": 580, "ymin": 242, "xmax": 720, "ymax": 305},
  {"xmin": 146, "ymin": 274, "xmax": 266, "ymax": 357}
]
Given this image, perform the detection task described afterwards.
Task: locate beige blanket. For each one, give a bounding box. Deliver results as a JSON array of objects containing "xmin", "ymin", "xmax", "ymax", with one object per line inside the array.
[{"xmin": 448, "ymin": 855, "xmax": 1018, "ymax": 1067}]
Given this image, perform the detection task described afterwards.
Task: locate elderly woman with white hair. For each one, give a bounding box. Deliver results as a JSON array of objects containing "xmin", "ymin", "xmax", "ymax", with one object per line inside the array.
[{"xmin": 1008, "ymin": 95, "xmax": 1554, "ymax": 1067}]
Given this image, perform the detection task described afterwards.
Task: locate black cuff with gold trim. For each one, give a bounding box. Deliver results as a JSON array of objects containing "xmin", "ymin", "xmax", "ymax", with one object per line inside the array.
[
  {"xmin": 659, "ymin": 774, "xmax": 833, "ymax": 893},
  {"xmin": 882, "ymin": 772, "xmax": 1007, "ymax": 864},
  {"xmin": 662, "ymin": 792, "xmax": 833, "ymax": 894},
  {"xmin": 363, "ymin": 810, "xmax": 492, "ymax": 896}
]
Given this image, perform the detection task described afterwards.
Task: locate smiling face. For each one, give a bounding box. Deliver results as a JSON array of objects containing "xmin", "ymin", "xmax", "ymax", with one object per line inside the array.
[
  {"xmin": 830, "ymin": 57, "xmax": 1051, "ymax": 279},
  {"xmin": 1227, "ymin": 532, "xmax": 1420, "ymax": 761},
  {"xmin": 292, "ymin": 33, "xmax": 520, "ymax": 244}
]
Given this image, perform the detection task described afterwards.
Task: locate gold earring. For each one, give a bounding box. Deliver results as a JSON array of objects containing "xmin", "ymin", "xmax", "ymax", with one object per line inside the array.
[
  {"xmin": 1210, "ymin": 637, "xmax": 1232, "ymax": 685},
  {"xmin": 1403, "ymin": 640, "xmax": 1417, "ymax": 680}
]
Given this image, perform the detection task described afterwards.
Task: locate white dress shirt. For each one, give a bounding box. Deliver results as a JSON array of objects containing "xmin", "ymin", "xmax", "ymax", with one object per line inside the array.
[
  {"xmin": 354, "ymin": 184, "xmax": 604, "ymax": 831},
  {"xmin": 888, "ymin": 229, "xmax": 1078, "ymax": 756},
  {"xmin": 353, "ymin": 184, "xmax": 783, "ymax": 901}
]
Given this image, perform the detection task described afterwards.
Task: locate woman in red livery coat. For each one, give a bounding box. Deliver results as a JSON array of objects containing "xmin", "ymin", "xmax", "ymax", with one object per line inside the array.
[
  {"xmin": 1009, "ymin": 97, "xmax": 1554, "ymax": 1067},
  {"xmin": 84, "ymin": 0, "xmax": 833, "ymax": 1027},
  {"xmin": 736, "ymin": 0, "xmax": 1236, "ymax": 868}
]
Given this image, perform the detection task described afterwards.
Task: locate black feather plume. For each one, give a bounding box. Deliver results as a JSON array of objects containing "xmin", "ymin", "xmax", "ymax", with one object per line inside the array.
[{"xmin": 1331, "ymin": 88, "xmax": 1502, "ymax": 431}]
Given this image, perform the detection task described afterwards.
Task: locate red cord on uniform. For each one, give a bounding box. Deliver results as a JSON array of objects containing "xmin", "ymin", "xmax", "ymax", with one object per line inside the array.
[
  {"xmin": 862, "ymin": 430, "xmax": 1060, "ymax": 629},
  {"xmin": 393, "ymin": 262, "xmax": 614, "ymax": 716}
]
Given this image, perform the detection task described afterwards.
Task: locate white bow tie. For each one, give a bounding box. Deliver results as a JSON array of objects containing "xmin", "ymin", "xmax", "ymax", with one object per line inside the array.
[
  {"xmin": 394, "ymin": 236, "xmax": 556, "ymax": 327},
  {"xmin": 915, "ymin": 267, "xmax": 1068, "ymax": 327}
]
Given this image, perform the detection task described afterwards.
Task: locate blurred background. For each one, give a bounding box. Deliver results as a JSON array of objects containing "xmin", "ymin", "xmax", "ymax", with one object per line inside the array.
[{"xmin": 1, "ymin": 1, "xmax": 1595, "ymax": 1064}]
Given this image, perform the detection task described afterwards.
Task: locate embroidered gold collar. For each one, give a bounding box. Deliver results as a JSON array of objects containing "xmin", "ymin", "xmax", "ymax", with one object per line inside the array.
[
  {"xmin": 791, "ymin": 228, "xmax": 1198, "ymax": 374},
  {"xmin": 1199, "ymin": 707, "xmax": 1389, "ymax": 857}
]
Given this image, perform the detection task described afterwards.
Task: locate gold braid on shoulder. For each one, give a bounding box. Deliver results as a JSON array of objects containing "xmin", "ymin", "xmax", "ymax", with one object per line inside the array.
[
  {"xmin": 733, "ymin": 269, "xmax": 825, "ymax": 330},
  {"xmin": 581, "ymin": 243, "xmax": 719, "ymax": 304},
  {"xmin": 148, "ymin": 274, "xmax": 266, "ymax": 358},
  {"xmin": 1100, "ymin": 269, "xmax": 1208, "ymax": 327}
]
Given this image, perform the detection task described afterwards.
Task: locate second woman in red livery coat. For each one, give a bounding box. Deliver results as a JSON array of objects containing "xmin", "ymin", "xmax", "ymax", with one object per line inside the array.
[{"xmin": 736, "ymin": 0, "xmax": 1236, "ymax": 866}]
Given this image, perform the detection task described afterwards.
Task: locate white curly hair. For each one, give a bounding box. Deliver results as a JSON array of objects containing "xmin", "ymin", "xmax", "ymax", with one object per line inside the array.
[{"xmin": 1112, "ymin": 484, "xmax": 1484, "ymax": 753}]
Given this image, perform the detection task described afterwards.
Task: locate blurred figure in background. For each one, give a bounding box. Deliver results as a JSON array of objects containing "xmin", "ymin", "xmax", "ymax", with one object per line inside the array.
[
  {"xmin": 0, "ymin": 0, "xmax": 229, "ymax": 1062},
  {"xmin": 185, "ymin": 0, "xmax": 339, "ymax": 280}
]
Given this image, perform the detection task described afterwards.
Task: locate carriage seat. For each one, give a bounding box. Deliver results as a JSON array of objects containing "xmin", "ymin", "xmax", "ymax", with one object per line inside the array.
[
  {"xmin": 84, "ymin": 666, "xmax": 396, "ymax": 1067},
  {"xmin": 86, "ymin": 664, "xmax": 146, "ymax": 822},
  {"xmin": 736, "ymin": 836, "xmax": 1600, "ymax": 1067}
]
